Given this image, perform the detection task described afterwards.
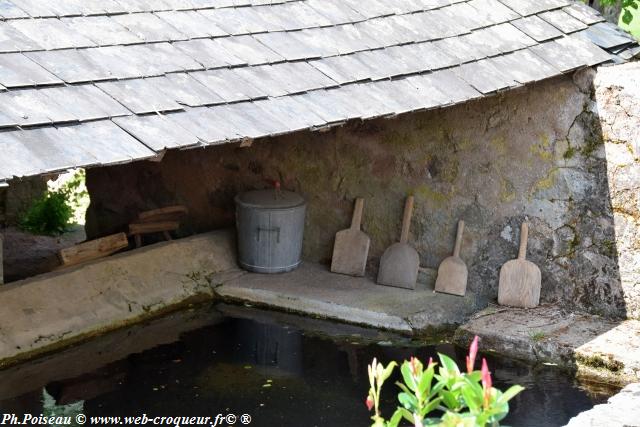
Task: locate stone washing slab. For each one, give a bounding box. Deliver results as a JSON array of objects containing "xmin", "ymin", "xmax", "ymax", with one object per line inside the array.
[
  {"xmin": 454, "ymin": 305, "xmax": 640, "ymax": 385},
  {"xmin": 214, "ymin": 262, "xmax": 477, "ymax": 334},
  {"xmin": 0, "ymin": 230, "xmax": 237, "ymax": 367},
  {"xmin": 0, "ymin": 229, "xmax": 477, "ymax": 367},
  {"xmin": 564, "ymin": 383, "xmax": 640, "ymax": 427}
]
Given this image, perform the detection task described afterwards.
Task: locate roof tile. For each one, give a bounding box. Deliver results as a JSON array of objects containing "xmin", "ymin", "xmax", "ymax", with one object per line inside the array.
[
  {"xmin": 9, "ymin": 18, "xmax": 95, "ymax": 49},
  {"xmin": 0, "ymin": 53, "xmax": 62, "ymax": 87},
  {"xmin": 0, "ymin": 0, "xmax": 631, "ymax": 182},
  {"xmin": 538, "ymin": 9, "xmax": 588, "ymax": 33},
  {"xmin": 96, "ymin": 79, "xmax": 184, "ymax": 114},
  {"xmin": 512, "ymin": 15, "xmax": 563, "ymax": 42}
]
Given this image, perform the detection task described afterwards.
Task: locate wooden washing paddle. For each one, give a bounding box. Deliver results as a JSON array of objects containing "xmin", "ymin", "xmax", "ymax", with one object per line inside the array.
[{"xmin": 498, "ymin": 222, "xmax": 541, "ymax": 308}]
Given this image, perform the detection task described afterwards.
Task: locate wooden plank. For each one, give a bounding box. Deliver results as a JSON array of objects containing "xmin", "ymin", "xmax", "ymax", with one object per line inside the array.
[
  {"xmin": 129, "ymin": 221, "xmax": 179, "ymax": 235},
  {"xmin": 59, "ymin": 232, "xmax": 129, "ymax": 267},
  {"xmin": 137, "ymin": 205, "xmax": 187, "ymax": 223}
]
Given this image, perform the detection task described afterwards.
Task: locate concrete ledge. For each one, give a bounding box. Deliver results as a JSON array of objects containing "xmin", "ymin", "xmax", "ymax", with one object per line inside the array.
[
  {"xmin": 454, "ymin": 305, "xmax": 640, "ymax": 386},
  {"xmin": 0, "ymin": 230, "xmax": 236, "ymax": 367},
  {"xmin": 216, "ymin": 262, "xmax": 477, "ymax": 335}
]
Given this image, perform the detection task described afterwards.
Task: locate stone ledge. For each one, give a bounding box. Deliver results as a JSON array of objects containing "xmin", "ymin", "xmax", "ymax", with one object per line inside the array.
[
  {"xmin": 0, "ymin": 230, "xmax": 236, "ymax": 367},
  {"xmin": 0, "ymin": 229, "xmax": 479, "ymax": 367},
  {"xmin": 454, "ymin": 305, "xmax": 640, "ymax": 386},
  {"xmin": 215, "ymin": 262, "xmax": 478, "ymax": 335},
  {"xmin": 564, "ymin": 383, "xmax": 640, "ymax": 427}
]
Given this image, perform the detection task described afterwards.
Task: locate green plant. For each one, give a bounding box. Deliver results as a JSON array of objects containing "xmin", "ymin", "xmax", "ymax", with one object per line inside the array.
[
  {"xmin": 19, "ymin": 170, "xmax": 88, "ymax": 235},
  {"xmin": 20, "ymin": 190, "xmax": 73, "ymax": 235},
  {"xmin": 366, "ymin": 336, "xmax": 524, "ymax": 427},
  {"xmin": 589, "ymin": 0, "xmax": 637, "ymax": 24},
  {"xmin": 529, "ymin": 331, "xmax": 546, "ymax": 342}
]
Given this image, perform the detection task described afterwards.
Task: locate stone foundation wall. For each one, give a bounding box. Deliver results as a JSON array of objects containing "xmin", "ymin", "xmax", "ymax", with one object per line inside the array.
[
  {"xmin": 595, "ymin": 62, "xmax": 640, "ymax": 320},
  {"xmin": 86, "ymin": 71, "xmax": 636, "ymax": 319}
]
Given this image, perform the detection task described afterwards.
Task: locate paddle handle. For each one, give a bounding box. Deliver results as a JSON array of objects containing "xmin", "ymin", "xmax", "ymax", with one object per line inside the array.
[
  {"xmin": 400, "ymin": 196, "xmax": 414, "ymax": 243},
  {"xmin": 350, "ymin": 198, "xmax": 364, "ymax": 230},
  {"xmin": 518, "ymin": 222, "xmax": 529, "ymax": 260},
  {"xmin": 453, "ymin": 220, "xmax": 464, "ymax": 257}
]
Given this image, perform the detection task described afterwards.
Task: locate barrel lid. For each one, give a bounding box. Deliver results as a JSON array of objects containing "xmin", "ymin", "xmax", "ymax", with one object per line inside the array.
[{"xmin": 235, "ymin": 190, "xmax": 305, "ymax": 209}]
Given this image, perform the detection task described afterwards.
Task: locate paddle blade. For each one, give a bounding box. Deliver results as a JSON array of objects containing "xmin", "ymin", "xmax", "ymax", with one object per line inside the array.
[
  {"xmin": 377, "ymin": 243, "xmax": 419, "ymax": 289},
  {"xmin": 498, "ymin": 259, "xmax": 541, "ymax": 308},
  {"xmin": 331, "ymin": 229, "xmax": 370, "ymax": 276},
  {"xmin": 435, "ymin": 256, "xmax": 468, "ymax": 296}
]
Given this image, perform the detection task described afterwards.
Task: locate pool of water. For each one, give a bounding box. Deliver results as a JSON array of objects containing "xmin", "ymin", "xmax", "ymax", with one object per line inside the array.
[{"xmin": 0, "ymin": 304, "xmax": 617, "ymax": 427}]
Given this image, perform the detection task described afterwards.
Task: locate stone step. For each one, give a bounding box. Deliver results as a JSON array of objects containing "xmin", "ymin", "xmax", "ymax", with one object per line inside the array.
[{"xmin": 454, "ymin": 305, "xmax": 640, "ymax": 386}]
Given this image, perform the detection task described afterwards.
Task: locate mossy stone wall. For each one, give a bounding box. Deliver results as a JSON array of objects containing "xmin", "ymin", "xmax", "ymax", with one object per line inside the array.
[{"xmin": 86, "ymin": 72, "xmax": 635, "ymax": 319}]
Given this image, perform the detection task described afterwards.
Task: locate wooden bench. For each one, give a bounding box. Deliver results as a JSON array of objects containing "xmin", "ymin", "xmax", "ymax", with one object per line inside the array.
[{"xmin": 128, "ymin": 205, "xmax": 188, "ymax": 248}]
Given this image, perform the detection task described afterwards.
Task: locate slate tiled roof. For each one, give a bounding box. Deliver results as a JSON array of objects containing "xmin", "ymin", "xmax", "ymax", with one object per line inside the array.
[{"xmin": 0, "ymin": 0, "xmax": 637, "ymax": 183}]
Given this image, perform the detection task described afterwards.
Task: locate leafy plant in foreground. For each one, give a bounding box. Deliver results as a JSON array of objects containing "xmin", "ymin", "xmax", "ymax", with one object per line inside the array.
[{"xmin": 366, "ymin": 336, "xmax": 524, "ymax": 427}]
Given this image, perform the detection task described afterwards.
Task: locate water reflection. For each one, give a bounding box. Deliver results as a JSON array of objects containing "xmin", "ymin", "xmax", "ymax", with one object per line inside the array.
[{"xmin": 0, "ymin": 305, "xmax": 615, "ymax": 427}]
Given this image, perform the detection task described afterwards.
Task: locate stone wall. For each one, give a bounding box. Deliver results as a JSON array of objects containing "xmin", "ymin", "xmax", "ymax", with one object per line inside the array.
[
  {"xmin": 0, "ymin": 176, "xmax": 47, "ymax": 227},
  {"xmin": 595, "ymin": 62, "xmax": 640, "ymax": 320},
  {"xmin": 86, "ymin": 71, "xmax": 635, "ymax": 319}
]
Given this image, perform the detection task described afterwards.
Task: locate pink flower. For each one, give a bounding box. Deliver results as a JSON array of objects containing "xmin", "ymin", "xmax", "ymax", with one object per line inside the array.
[
  {"xmin": 366, "ymin": 395, "xmax": 374, "ymax": 411},
  {"xmin": 466, "ymin": 335, "xmax": 479, "ymax": 374},
  {"xmin": 481, "ymin": 358, "xmax": 492, "ymax": 408},
  {"xmin": 427, "ymin": 357, "xmax": 433, "ymax": 368}
]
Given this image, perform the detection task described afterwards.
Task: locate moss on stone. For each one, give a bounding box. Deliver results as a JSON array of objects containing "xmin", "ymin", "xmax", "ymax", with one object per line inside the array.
[
  {"xmin": 563, "ymin": 145, "xmax": 577, "ymax": 160},
  {"xmin": 532, "ymin": 168, "xmax": 558, "ymax": 193},
  {"xmin": 576, "ymin": 353, "xmax": 624, "ymax": 373},
  {"xmin": 530, "ymin": 134, "xmax": 554, "ymax": 161},
  {"xmin": 581, "ymin": 137, "xmax": 603, "ymax": 158},
  {"xmin": 500, "ymin": 178, "xmax": 516, "ymax": 202},
  {"xmin": 529, "ymin": 331, "xmax": 546, "ymax": 342},
  {"xmin": 600, "ymin": 239, "xmax": 616, "ymax": 258},
  {"xmin": 456, "ymin": 138, "xmax": 473, "ymax": 151},
  {"xmin": 490, "ymin": 136, "xmax": 508, "ymax": 155},
  {"xmin": 413, "ymin": 184, "xmax": 450, "ymax": 206},
  {"xmin": 381, "ymin": 129, "xmax": 420, "ymax": 149}
]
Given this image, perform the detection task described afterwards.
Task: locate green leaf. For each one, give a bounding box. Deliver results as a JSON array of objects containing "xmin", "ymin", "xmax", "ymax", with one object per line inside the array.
[
  {"xmin": 462, "ymin": 376, "xmax": 483, "ymax": 396},
  {"xmin": 465, "ymin": 371, "xmax": 482, "ymax": 383},
  {"xmin": 440, "ymin": 389, "xmax": 459, "ymax": 410},
  {"xmin": 623, "ymin": 9, "xmax": 633, "ymax": 24},
  {"xmin": 387, "ymin": 409, "xmax": 403, "ymax": 427},
  {"xmin": 497, "ymin": 385, "xmax": 525, "ymax": 405},
  {"xmin": 395, "ymin": 381, "xmax": 411, "ymax": 395},
  {"xmin": 460, "ymin": 386, "xmax": 481, "ymax": 412},
  {"xmin": 438, "ymin": 353, "xmax": 460, "ymax": 375},
  {"xmin": 429, "ymin": 381, "xmax": 446, "ymax": 398},
  {"xmin": 382, "ymin": 361, "xmax": 398, "ymax": 382},
  {"xmin": 398, "ymin": 392, "xmax": 418, "ymax": 410},
  {"xmin": 420, "ymin": 397, "xmax": 443, "ymax": 417},
  {"xmin": 400, "ymin": 362, "xmax": 417, "ymax": 392},
  {"xmin": 418, "ymin": 366, "xmax": 434, "ymax": 396},
  {"xmin": 398, "ymin": 407, "xmax": 414, "ymax": 424}
]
